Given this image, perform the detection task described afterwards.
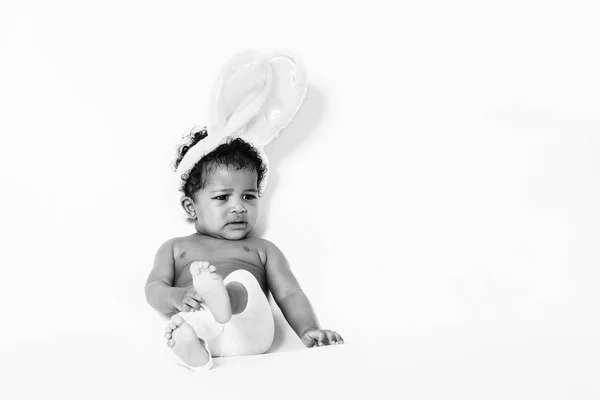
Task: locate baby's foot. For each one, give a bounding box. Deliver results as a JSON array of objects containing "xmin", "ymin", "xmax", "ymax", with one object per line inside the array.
[
  {"xmin": 190, "ymin": 261, "xmax": 232, "ymax": 324},
  {"xmin": 164, "ymin": 314, "xmax": 210, "ymax": 368}
]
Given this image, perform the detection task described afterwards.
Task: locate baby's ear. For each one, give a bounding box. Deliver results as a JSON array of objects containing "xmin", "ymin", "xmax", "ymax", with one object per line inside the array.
[{"xmin": 180, "ymin": 196, "xmax": 197, "ymax": 220}]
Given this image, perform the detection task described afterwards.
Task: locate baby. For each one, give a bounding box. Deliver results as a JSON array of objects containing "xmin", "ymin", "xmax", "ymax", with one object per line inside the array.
[{"xmin": 145, "ymin": 129, "xmax": 343, "ymax": 371}]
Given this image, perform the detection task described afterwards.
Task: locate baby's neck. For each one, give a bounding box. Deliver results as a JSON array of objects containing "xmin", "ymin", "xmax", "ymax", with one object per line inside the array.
[{"xmin": 193, "ymin": 231, "xmax": 252, "ymax": 241}]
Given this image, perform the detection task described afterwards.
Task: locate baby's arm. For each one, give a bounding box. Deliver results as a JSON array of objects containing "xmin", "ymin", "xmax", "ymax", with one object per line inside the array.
[
  {"xmin": 264, "ymin": 240, "xmax": 342, "ymax": 346},
  {"xmin": 145, "ymin": 239, "xmax": 202, "ymax": 314}
]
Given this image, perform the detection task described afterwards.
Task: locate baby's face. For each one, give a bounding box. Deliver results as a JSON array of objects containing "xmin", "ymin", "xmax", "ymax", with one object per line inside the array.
[{"xmin": 192, "ymin": 167, "xmax": 259, "ymax": 240}]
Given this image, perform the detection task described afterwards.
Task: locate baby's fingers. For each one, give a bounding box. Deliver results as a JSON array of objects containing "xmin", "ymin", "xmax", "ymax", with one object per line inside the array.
[
  {"xmin": 187, "ymin": 288, "xmax": 203, "ymax": 302},
  {"xmin": 178, "ymin": 303, "xmax": 192, "ymax": 312},
  {"xmin": 311, "ymin": 330, "xmax": 327, "ymax": 347},
  {"xmin": 334, "ymin": 331, "xmax": 344, "ymax": 344},
  {"xmin": 301, "ymin": 332, "xmax": 317, "ymax": 347},
  {"xmin": 323, "ymin": 330, "xmax": 337, "ymax": 345},
  {"xmin": 183, "ymin": 297, "xmax": 203, "ymax": 311}
]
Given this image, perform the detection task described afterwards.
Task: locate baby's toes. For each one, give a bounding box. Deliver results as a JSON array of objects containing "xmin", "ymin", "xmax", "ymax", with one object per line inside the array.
[
  {"xmin": 198, "ymin": 261, "xmax": 210, "ymax": 270},
  {"xmin": 166, "ymin": 338, "xmax": 176, "ymax": 348},
  {"xmin": 197, "ymin": 262, "xmax": 215, "ymax": 275},
  {"xmin": 170, "ymin": 314, "xmax": 185, "ymax": 326},
  {"xmin": 190, "ymin": 261, "xmax": 202, "ymax": 276}
]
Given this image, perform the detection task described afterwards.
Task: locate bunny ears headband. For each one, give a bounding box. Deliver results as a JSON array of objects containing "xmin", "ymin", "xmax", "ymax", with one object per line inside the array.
[{"xmin": 175, "ymin": 50, "xmax": 308, "ymax": 193}]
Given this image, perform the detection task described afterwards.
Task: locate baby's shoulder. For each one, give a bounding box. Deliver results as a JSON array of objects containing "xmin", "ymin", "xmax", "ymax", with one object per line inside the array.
[
  {"xmin": 245, "ymin": 236, "xmax": 277, "ymax": 251},
  {"xmin": 160, "ymin": 234, "xmax": 198, "ymax": 258}
]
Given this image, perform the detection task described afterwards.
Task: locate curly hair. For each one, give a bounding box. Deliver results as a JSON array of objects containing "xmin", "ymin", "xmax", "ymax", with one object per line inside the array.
[{"xmin": 173, "ymin": 127, "xmax": 267, "ymax": 198}]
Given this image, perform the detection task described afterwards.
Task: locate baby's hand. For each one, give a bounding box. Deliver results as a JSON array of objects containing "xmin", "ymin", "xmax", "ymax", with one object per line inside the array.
[
  {"xmin": 170, "ymin": 286, "xmax": 204, "ymax": 312},
  {"xmin": 301, "ymin": 329, "xmax": 344, "ymax": 348}
]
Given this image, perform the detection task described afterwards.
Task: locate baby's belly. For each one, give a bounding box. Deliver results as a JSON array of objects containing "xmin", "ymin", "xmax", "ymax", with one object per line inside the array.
[{"xmin": 175, "ymin": 258, "xmax": 268, "ymax": 296}]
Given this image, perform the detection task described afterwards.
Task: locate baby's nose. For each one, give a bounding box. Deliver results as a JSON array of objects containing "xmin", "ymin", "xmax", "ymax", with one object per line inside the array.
[{"xmin": 232, "ymin": 202, "xmax": 247, "ymax": 213}]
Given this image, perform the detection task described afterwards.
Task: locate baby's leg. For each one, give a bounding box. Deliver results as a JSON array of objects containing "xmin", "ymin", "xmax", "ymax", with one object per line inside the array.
[
  {"xmin": 190, "ymin": 261, "xmax": 249, "ymax": 324},
  {"xmin": 164, "ymin": 314, "xmax": 212, "ymax": 369}
]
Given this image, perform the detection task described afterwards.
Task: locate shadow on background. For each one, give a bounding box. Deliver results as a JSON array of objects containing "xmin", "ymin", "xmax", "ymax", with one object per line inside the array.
[
  {"xmin": 252, "ymin": 85, "xmax": 327, "ymax": 238},
  {"xmin": 252, "ymin": 85, "xmax": 327, "ymax": 352}
]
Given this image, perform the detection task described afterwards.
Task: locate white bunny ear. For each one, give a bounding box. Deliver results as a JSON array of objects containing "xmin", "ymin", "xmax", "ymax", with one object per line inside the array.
[
  {"xmin": 208, "ymin": 50, "xmax": 273, "ymax": 138},
  {"xmin": 208, "ymin": 49, "xmax": 308, "ymax": 147},
  {"xmin": 176, "ymin": 50, "xmax": 307, "ymax": 199}
]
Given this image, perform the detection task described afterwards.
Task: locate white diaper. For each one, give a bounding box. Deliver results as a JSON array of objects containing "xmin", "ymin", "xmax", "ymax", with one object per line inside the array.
[{"xmin": 171, "ymin": 269, "xmax": 275, "ymax": 371}]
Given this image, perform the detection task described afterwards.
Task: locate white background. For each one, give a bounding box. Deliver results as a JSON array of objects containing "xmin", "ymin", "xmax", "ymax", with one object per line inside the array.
[{"xmin": 1, "ymin": 0, "xmax": 599, "ymax": 398}]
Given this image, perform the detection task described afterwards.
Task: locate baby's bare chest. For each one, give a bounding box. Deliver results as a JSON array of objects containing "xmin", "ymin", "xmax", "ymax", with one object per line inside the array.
[{"xmin": 173, "ymin": 240, "xmax": 267, "ymax": 293}]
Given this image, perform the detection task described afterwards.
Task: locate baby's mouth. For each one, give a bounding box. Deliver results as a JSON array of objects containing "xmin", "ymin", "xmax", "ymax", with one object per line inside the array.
[{"xmin": 227, "ymin": 221, "xmax": 247, "ymax": 226}]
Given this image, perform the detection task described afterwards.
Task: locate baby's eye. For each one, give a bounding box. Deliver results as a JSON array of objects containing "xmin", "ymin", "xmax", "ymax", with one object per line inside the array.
[
  {"xmin": 213, "ymin": 195, "xmax": 229, "ymax": 201},
  {"xmin": 243, "ymin": 194, "xmax": 257, "ymax": 200}
]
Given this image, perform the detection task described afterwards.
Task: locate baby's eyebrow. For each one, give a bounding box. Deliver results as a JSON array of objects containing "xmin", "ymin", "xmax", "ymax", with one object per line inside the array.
[{"xmin": 210, "ymin": 188, "xmax": 258, "ymax": 193}]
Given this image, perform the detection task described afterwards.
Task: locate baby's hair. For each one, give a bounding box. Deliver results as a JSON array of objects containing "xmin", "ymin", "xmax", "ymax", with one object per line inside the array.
[{"xmin": 173, "ymin": 127, "xmax": 267, "ymax": 198}]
